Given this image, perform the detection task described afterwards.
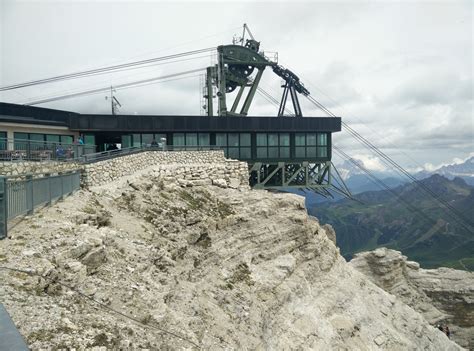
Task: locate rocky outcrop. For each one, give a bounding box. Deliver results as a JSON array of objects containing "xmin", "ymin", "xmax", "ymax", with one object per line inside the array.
[
  {"xmin": 0, "ymin": 167, "xmax": 464, "ymax": 350},
  {"xmin": 350, "ymin": 248, "xmax": 474, "ymax": 349}
]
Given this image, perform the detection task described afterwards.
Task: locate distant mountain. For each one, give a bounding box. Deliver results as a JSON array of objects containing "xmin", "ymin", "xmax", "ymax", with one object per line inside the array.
[
  {"xmin": 309, "ymin": 175, "xmax": 474, "ymax": 270},
  {"xmin": 416, "ymin": 156, "xmax": 474, "ymax": 186}
]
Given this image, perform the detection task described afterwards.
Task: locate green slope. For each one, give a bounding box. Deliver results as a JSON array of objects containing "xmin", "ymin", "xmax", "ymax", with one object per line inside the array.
[{"xmin": 310, "ymin": 175, "xmax": 474, "ymax": 270}]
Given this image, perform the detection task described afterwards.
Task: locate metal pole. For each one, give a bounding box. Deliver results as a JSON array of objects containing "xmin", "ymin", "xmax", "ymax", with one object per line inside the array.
[
  {"xmin": 26, "ymin": 175, "xmax": 33, "ymax": 215},
  {"xmin": 0, "ymin": 176, "xmax": 7, "ymax": 239}
]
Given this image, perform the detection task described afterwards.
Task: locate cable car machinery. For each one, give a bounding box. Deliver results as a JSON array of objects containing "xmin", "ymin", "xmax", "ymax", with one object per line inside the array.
[{"xmin": 203, "ymin": 24, "xmax": 348, "ymax": 198}]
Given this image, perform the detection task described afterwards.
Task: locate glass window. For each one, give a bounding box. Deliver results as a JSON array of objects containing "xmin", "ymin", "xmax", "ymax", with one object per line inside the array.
[
  {"xmin": 257, "ymin": 147, "xmax": 267, "ymax": 158},
  {"xmin": 280, "ymin": 147, "xmax": 290, "ymax": 158},
  {"xmin": 256, "ymin": 133, "xmax": 267, "ymax": 146},
  {"xmin": 46, "ymin": 134, "xmax": 60, "ymax": 143},
  {"xmin": 122, "ymin": 135, "xmax": 132, "ymax": 148},
  {"xmin": 268, "ymin": 134, "xmax": 278, "ymax": 146},
  {"xmin": 295, "ymin": 147, "xmax": 305, "ymax": 158},
  {"xmin": 14, "ymin": 132, "xmax": 28, "ymax": 141},
  {"xmin": 228, "ymin": 133, "xmax": 239, "ymax": 147},
  {"xmin": 279, "ymin": 133, "xmax": 290, "ymax": 146},
  {"xmin": 306, "ymin": 147, "xmax": 317, "ymax": 158},
  {"xmin": 61, "ymin": 135, "xmax": 73, "ymax": 145},
  {"xmin": 240, "ymin": 133, "xmax": 251, "ymax": 146},
  {"xmin": 142, "ymin": 134, "xmax": 154, "ymax": 145},
  {"xmin": 173, "ymin": 133, "xmax": 185, "ymax": 146},
  {"xmin": 228, "ymin": 147, "xmax": 239, "ymax": 159},
  {"xmin": 307, "ymin": 133, "xmax": 317, "ymax": 146},
  {"xmin": 30, "ymin": 133, "xmax": 44, "ymax": 142},
  {"xmin": 198, "ymin": 133, "xmax": 210, "ymax": 146},
  {"xmin": 317, "ymin": 147, "xmax": 328, "ymax": 158},
  {"xmin": 240, "ymin": 147, "xmax": 251, "ymax": 159},
  {"xmin": 216, "ymin": 133, "xmax": 227, "ymax": 146},
  {"xmin": 0, "ymin": 132, "xmax": 6, "ymax": 150},
  {"xmin": 185, "ymin": 133, "xmax": 197, "ymax": 147},
  {"xmin": 295, "ymin": 133, "xmax": 305, "ymax": 146},
  {"xmin": 268, "ymin": 147, "xmax": 279, "ymax": 158},
  {"xmin": 84, "ymin": 134, "xmax": 96, "ymax": 146},
  {"xmin": 317, "ymin": 133, "xmax": 327, "ymax": 146}
]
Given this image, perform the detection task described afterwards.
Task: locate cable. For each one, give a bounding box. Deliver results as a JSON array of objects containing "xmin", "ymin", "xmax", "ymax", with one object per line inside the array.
[
  {"xmin": 25, "ymin": 68, "xmax": 206, "ymax": 105},
  {"xmin": 0, "ymin": 47, "xmax": 215, "ymax": 91},
  {"xmin": 21, "ymin": 54, "xmax": 213, "ymax": 104},
  {"xmin": 304, "ymin": 94, "xmax": 474, "ymax": 233},
  {"xmin": 333, "ymin": 146, "xmax": 437, "ymax": 227},
  {"xmin": 0, "ymin": 266, "xmax": 201, "ymax": 349}
]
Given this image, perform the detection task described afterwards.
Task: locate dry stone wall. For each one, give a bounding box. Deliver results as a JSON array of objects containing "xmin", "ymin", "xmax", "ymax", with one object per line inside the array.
[
  {"xmin": 82, "ymin": 150, "xmax": 249, "ymax": 188},
  {"xmin": 0, "ymin": 161, "xmax": 81, "ymax": 177}
]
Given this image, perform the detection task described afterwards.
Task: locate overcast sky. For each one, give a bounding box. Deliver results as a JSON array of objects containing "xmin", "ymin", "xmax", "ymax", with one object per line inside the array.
[{"xmin": 0, "ymin": 0, "xmax": 472, "ymax": 172}]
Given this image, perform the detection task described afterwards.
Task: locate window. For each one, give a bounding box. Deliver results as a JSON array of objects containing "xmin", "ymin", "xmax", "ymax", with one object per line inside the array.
[
  {"xmin": 216, "ymin": 133, "xmax": 227, "ymax": 146},
  {"xmin": 295, "ymin": 133, "xmax": 305, "ymax": 146},
  {"xmin": 142, "ymin": 134, "xmax": 154, "ymax": 146},
  {"xmin": 185, "ymin": 133, "xmax": 198, "ymax": 148},
  {"xmin": 46, "ymin": 134, "xmax": 60, "ymax": 143},
  {"xmin": 240, "ymin": 133, "xmax": 251, "ymax": 159},
  {"xmin": 240, "ymin": 133, "xmax": 251, "ymax": 146},
  {"xmin": 122, "ymin": 135, "xmax": 132, "ymax": 148},
  {"xmin": 61, "ymin": 135, "xmax": 73, "ymax": 145},
  {"xmin": 317, "ymin": 133, "xmax": 327, "ymax": 146},
  {"xmin": 0, "ymin": 132, "xmax": 6, "ymax": 150},
  {"xmin": 228, "ymin": 133, "xmax": 239, "ymax": 147},
  {"xmin": 317, "ymin": 147, "xmax": 328, "ymax": 157},
  {"xmin": 256, "ymin": 133, "xmax": 267, "ymax": 146},
  {"xmin": 173, "ymin": 133, "xmax": 185, "ymax": 146},
  {"xmin": 84, "ymin": 134, "xmax": 96, "ymax": 146},
  {"xmin": 14, "ymin": 132, "xmax": 28, "ymax": 150},
  {"xmin": 279, "ymin": 133, "xmax": 290, "ymax": 158},
  {"xmin": 256, "ymin": 133, "xmax": 267, "ymax": 158},
  {"xmin": 198, "ymin": 133, "xmax": 210, "ymax": 146}
]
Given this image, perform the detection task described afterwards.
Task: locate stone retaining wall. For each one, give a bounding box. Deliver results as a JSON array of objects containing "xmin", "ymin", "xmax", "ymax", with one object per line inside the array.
[
  {"xmin": 0, "ymin": 151, "xmax": 250, "ymax": 189},
  {"xmin": 0, "ymin": 161, "xmax": 81, "ymax": 177},
  {"xmin": 82, "ymin": 150, "xmax": 249, "ymax": 188}
]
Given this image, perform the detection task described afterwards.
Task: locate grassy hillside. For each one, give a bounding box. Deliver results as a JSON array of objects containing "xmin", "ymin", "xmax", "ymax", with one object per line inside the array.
[{"xmin": 310, "ymin": 175, "xmax": 474, "ymax": 270}]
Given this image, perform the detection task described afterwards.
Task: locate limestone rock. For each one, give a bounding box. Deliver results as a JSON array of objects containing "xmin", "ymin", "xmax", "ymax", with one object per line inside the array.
[
  {"xmin": 350, "ymin": 248, "xmax": 474, "ymax": 349},
  {"xmin": 0, "ymin": 167, "xmax": 465, "ymax": 350}
]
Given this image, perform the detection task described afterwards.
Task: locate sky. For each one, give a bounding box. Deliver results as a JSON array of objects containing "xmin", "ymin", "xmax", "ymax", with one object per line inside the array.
[{"xmin": 0, "ymin": 0, "xmax": 472, "ymax": 172}]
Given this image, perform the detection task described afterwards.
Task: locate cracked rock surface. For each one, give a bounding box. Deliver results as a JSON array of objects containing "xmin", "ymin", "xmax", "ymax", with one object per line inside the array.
[
  {"xmin": 350, "ymin": 248, "xmax": 474, "ymax": 349},
  {"xmin": 0, "ymin": 166, "xmax": 464, "ymax": 350}
]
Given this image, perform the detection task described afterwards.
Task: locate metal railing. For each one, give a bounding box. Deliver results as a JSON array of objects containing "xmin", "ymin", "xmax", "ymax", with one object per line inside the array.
[
  {"xmin": 0, "ymin": 170, "xmax": 81, "ymax": 239},
  {"xmin": 0, "ymin": 137, "xmax": 96, "ymax": 162}
]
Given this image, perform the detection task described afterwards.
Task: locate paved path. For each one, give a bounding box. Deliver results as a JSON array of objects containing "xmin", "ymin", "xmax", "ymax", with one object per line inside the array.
[{"xmin": 0, "ymin": 303, "xmax": 29, "ymax": 350}]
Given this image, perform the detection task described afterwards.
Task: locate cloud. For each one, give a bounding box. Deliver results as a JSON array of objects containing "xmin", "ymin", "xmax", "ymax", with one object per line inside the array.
[{"xmin": 0, "ymin": 1, "xmax": 472, "ymax": 169}]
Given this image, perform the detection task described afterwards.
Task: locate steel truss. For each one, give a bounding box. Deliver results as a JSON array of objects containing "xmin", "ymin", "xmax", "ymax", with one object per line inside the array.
[{"xmin": 249, "ymin": 161, "xmax": 331, "ymax": 190}]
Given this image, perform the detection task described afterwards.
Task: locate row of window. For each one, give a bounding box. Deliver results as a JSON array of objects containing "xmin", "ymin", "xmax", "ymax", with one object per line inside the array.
[
  {"xmin": 119, "ymin": 132, "xmax": 329, "ymax": 159},
  {"xmin": 13, "ymin": 132, "xmax": 75, "ymax": 145}
]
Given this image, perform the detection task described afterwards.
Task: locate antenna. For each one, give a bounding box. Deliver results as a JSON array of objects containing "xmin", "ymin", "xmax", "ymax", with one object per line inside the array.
[{"xmin": 105, "ymin": 86, "xmax": 121, "ymax": 115}]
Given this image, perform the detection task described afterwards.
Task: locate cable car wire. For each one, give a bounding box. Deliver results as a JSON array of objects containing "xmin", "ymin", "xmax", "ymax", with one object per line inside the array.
[{"xmin": 0, "ymin": 47, "xmax": 215, "ymax": 91}]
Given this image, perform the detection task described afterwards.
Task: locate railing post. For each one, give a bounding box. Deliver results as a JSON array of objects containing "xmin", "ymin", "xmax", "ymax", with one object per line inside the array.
[
  {"xmin": 46, "ymin": 173, "xmax": 51, "ymax": 205},
  {"xmin": 26, "ymin": 175, "xmax": 33, "ymax": 215},
  {"xmin": 60, "ymin": 172, "xmax": 64, "ymax": 200},
  {"xmin": 0, "ymin": 176, "xmax": 7, "ymax": 239}
]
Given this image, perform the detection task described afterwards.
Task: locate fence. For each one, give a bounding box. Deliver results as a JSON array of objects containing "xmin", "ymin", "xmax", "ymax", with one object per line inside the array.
[
  {"xmin": 0, "ymin": 170, "xmax": 81, "ymax": 239},
  {"xmin": 0, "ymin": 137, "xmax": 96, "ymax": 162}
]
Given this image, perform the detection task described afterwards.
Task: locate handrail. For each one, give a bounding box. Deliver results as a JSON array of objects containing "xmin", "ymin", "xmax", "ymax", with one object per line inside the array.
[
  {"xmin": 0, "ymin": 137, "xmax": 96, "ymax": 162},
  {"xmin": 0, "ymin": 170, "xmax": 82, "ymax": 239}
]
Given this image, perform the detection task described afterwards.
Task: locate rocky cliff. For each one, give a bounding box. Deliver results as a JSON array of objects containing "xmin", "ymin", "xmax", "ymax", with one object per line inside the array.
[
  {"xmin": 0, "ymin": 164, "xmax": 464, "ymax": 350},
  {"xmin": 350, "ymin": 248, "xmax": 474, "ymax": 349}
]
